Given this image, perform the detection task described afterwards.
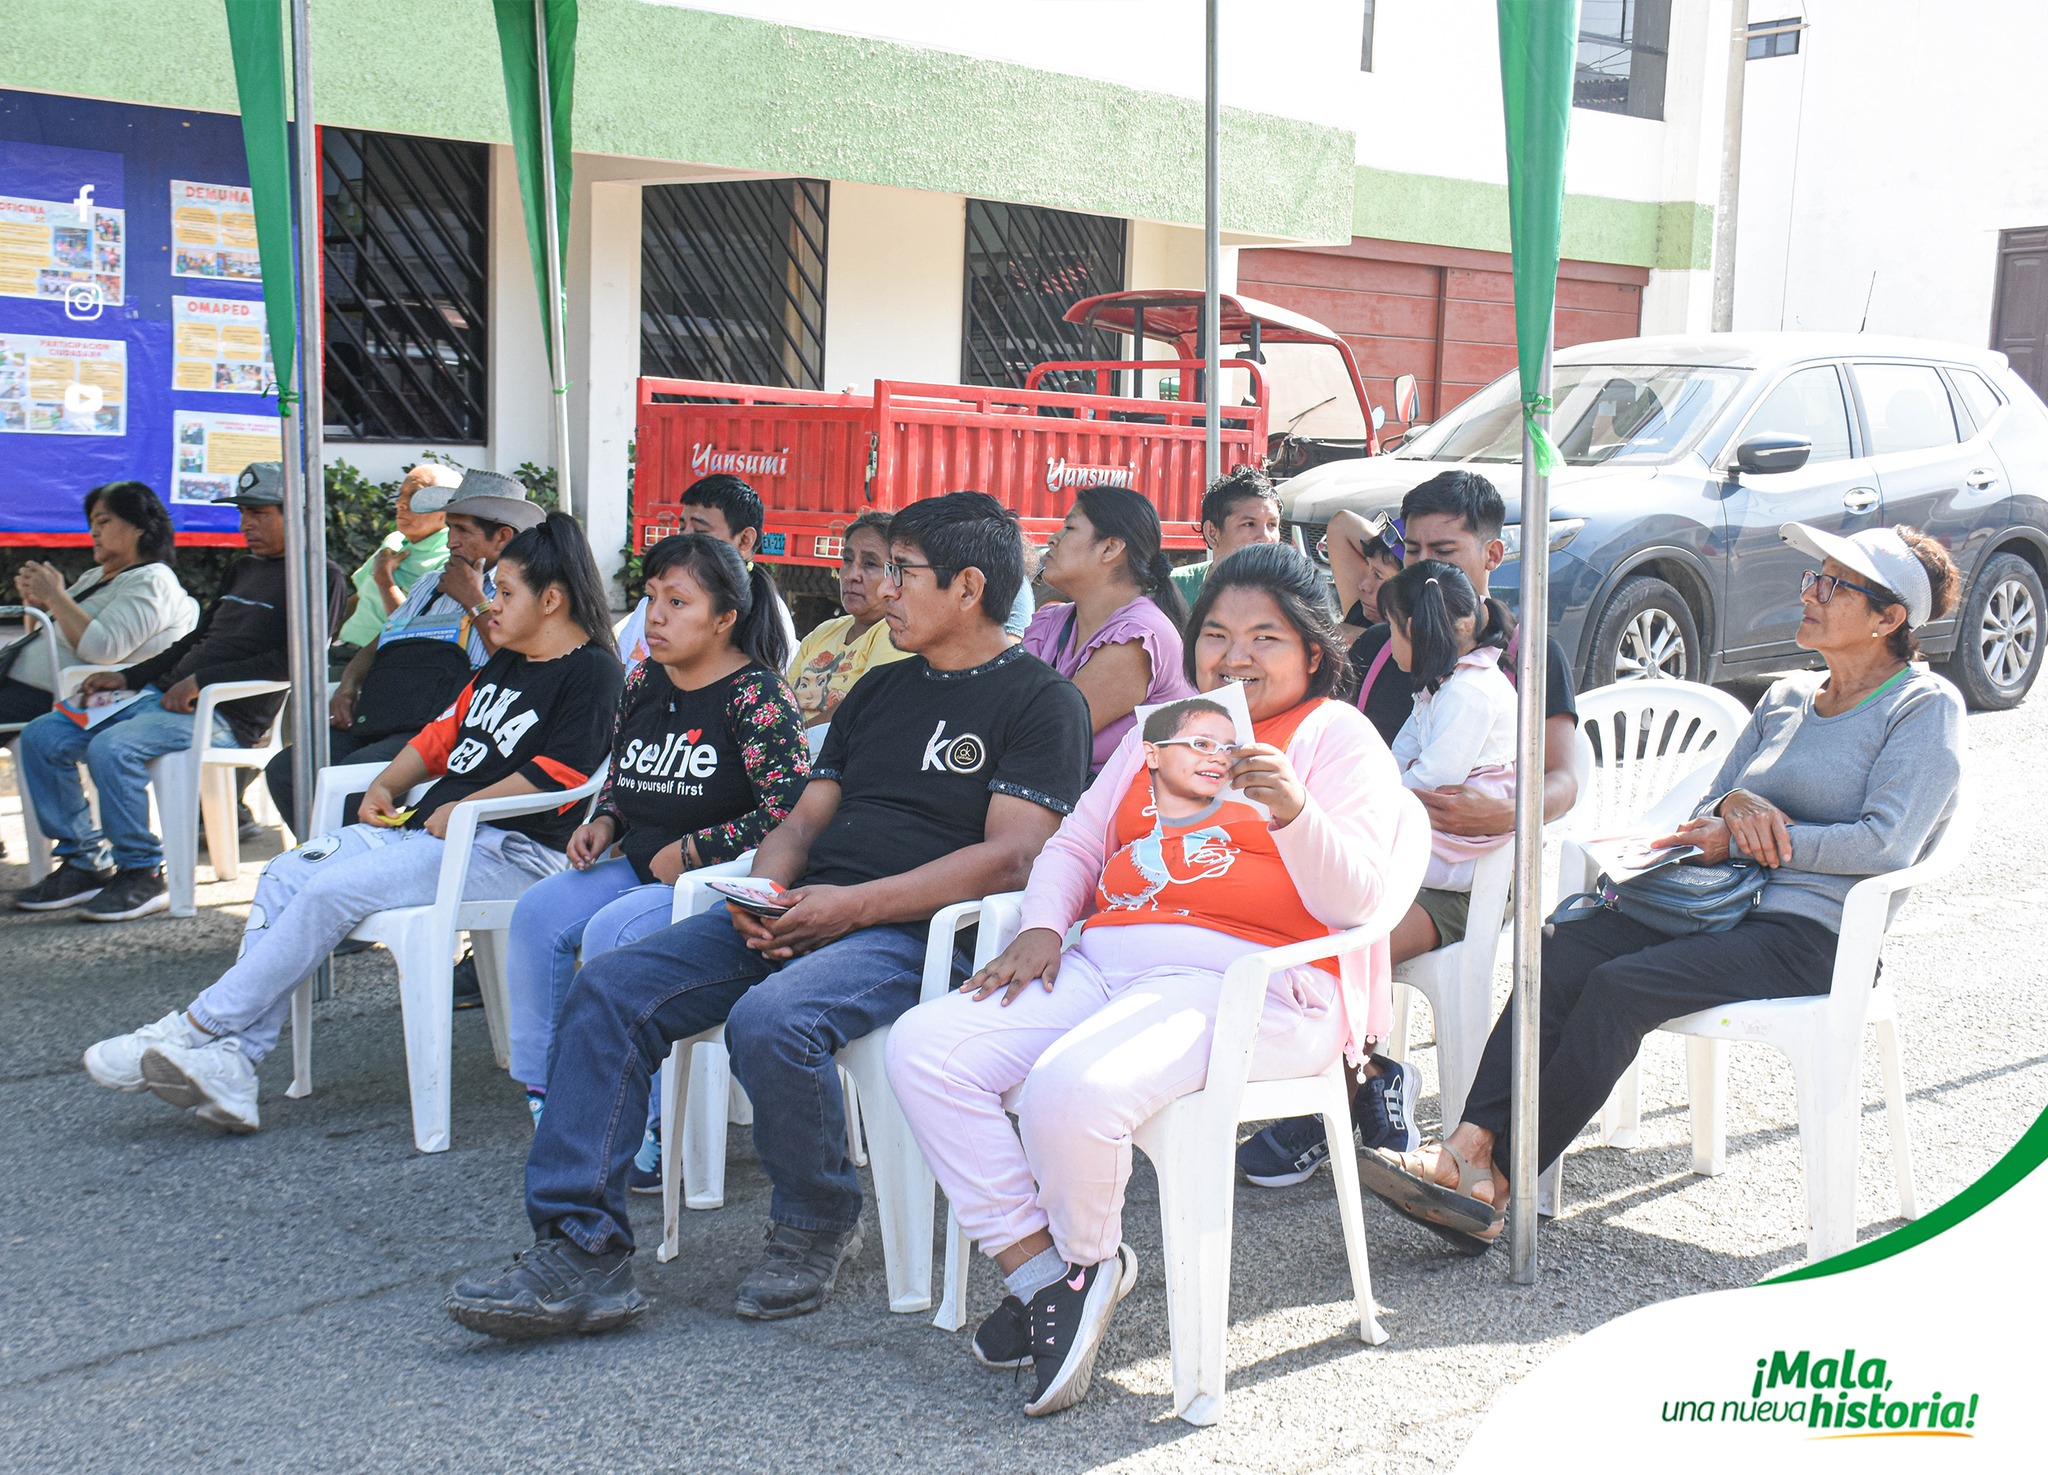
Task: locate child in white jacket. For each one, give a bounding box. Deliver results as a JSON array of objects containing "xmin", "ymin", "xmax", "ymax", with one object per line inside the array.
[{"xmin": 1378, "ymin": 558, "xmax": 1517, "ymax": 891}]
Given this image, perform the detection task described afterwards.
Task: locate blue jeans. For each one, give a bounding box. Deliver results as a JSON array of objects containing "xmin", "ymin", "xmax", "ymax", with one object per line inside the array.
[
  {"xmin": 505, "ymin": 856, "xmax": 674, "ymax": 1087},
  {"xmin": 525, "ymin": 909, "xmax": 966, "ymax": 1253},
  {"xmin": 17, "ymin": 690, "xmax": 233, "ymax": 872}
]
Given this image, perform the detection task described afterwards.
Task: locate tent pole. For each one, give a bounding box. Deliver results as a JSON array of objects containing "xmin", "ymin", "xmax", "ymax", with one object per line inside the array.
[
  {"xmin": 1202, "ymin": 0, "xmax": 1221, "ymax": 485},
  {"xmin": 285, "ymin": 0, "xmax": 332, "ymax": 1000},
  {"xmin": 1508, "ymin": 324, "xmax": 1554, "ymax": 1285},
  {"xmin": 534, "ymin": 0, "xmax": 575, "ymax": 521}
]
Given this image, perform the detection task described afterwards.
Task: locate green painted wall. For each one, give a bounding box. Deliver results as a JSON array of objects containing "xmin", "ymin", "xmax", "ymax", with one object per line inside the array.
[
  {"xmin": 1354, "ymin": 165, "xmax": 1712, "ymax": 271},
  {"xmin": 0, "ymin": 0, "xmax": 1352, "ymax": 243}
]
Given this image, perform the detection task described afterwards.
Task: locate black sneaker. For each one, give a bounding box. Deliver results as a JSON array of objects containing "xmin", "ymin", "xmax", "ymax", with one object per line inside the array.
[
  {"xmin": 445, "ymin": 1233, "xmax": 649, "ymax": 1340},
  {"xmin": 451, "ymin": 950, "xmax": 482, "ymax": 1010},
  {"xmin": 733, "ymin": 1222, "xmax": 863, "ymax": 1320},
  {"xmin": 975, "ymin": 1243, "xmax": 1139, "ymax": 1370},
  {"xmin": 78, "ymin": 867, "xmax": 168, "ymax": 922},
  {"xmin": 1237, "ymin": 1113, "xmax": 1336, "ymax": 1188},
  {"xmin": 1024, "ymin": 1258, "xmax": 1121, "ymax": 1417},
  {"xmin": 1352, "ymin": 1056, "xmax": 1421, "ymax": 1153},
  {"xmin": 14, "ymin": 860, "xmax": 116, "ymax": 911}
]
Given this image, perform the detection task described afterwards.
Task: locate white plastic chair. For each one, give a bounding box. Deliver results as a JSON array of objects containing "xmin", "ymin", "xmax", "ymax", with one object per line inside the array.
[
  {"xmin": 1, "ymin": 607, "xmax": 64, "ymax": 883},
  {"xmin": 1564, "ymin": 680, "xmax": 1755, "ymax": 1149},
  {"xmin": 145, "ymin": 679, "xmax": 290, "ymax": 917},
  {"xmin": 1575, "ymin": 779, "xmax": 1971, "ymax": 1261},
  {"xmin": 656, "ymin": 854, "xmax": 974, "ymax": 1316},
  {"xmin": 1385, "ymin": 725, "xmax": 1593, "ymax": 1131},
  {"xmin": 284, "ymin": 757, "xmax": 609, "ymax": 1153},
  {"xmin": 936, "ymin": 791, "xmax": 1432, "ymax": 1426}
]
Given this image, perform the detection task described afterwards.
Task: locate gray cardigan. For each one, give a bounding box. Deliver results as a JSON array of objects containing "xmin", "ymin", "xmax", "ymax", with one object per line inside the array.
[{"xmin": 1696, "ymin": 668, "xmax": 1965, "ymax": 931}]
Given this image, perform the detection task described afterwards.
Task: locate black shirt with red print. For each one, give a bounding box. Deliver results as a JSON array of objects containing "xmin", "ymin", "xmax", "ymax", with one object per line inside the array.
[{"xmin": 405, "ymin": 642, "xmax": 624, "ymax": 849}]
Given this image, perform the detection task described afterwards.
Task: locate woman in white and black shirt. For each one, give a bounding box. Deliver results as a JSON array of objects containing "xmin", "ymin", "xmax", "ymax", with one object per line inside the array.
[
  {"xmin": 80, "ymin": 513, "xmax": 624, "ymax": 1134},
  {"xmin": 3, "ymin": 482, "xmax": 197, "ymax": 723},
  {"xmin": 505, "ymin": 533, "xmax": 809, "ymax": 1122}
]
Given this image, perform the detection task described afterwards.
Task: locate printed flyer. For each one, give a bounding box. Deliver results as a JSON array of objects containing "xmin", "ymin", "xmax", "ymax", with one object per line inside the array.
[
  {"xmin": 169, "ymin": 178, "xmax": 261, "ymax": 282},
  {"xmin": 0, "ymin": 332, "xmax": 126, "ymax": 434},
  {"xmin": 171, "ymin": 294, "xmax": 274, "ymax": 394},
  {"xmin": 0, "ymin": 190, "xmax": 125, "ymax": 307},
  {"xmin": 170, "ymin": 408, "xmax": 280, "ymax": 503}
]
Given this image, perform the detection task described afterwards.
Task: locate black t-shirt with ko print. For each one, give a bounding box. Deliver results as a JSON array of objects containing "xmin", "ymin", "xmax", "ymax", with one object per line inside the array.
[
  {"xmin": 405, "ymin": 642, "xmax": 624, "ymax": 849},
  {"xmin": 802, "ymin": 644, "xmax": 1092, "ymax": 892}
]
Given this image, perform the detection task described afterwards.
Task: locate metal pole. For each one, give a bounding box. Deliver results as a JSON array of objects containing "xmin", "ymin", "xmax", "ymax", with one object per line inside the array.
[
  {"xmin": 286, "ymin": 0, "xmax": 332, "ymax": 1000},
  {"xmin": 1508, "ymin": 325, "xmax": 1554, "ymax": 1285},
  {"xmin": 1712, "ymin": 0, "xmax": 1750, "ymax": 332},
  {"xmin": 1202, "ymin": 0, "xmax": 1222, "ymax": 485},
  {"xmin": 534, "ymin": 0, "xmax": 575, "ymax": 521}
]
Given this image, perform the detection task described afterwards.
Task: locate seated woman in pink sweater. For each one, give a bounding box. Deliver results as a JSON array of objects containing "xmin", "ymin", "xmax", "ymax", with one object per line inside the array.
[{"xmin": 886, "ymin": 543, "xmax": 1407, "ymax": 1418}]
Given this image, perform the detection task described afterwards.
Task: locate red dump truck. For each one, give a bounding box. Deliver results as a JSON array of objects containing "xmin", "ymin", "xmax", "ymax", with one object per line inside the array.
[{"xmin": 631, "ymin": 288, "xmax": 1383, "ymax": 580}]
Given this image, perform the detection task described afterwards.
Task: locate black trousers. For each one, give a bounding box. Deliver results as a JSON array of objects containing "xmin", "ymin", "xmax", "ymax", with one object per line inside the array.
[
  {"xmin": 1460, "ymin": 908, "xmax": 1839, "ymax": 1180},
  {"xmin": 264, "ymin": 728, "xmax": 413, "ymax": 830}
]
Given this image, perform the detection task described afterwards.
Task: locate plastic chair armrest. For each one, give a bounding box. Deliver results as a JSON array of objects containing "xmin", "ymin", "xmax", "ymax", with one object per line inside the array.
[
  {"xmin": 672, "ymin": 851, "xmax": 759, "ymax": 922},
  {"xmin": 310, "ymin": 761, "xmax": 403, "ymax": 836},
  {"xmin": 920, "ymin": 900, "xmax": 984, "ymax": 1003},
  {"xmin": 190, "ymin": 679, "xmax": 291, "ymax": 750}
]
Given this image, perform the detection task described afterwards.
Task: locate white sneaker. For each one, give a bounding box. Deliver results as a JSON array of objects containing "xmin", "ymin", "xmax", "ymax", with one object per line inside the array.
[
  {"xmin": 141, "ymin": 1036, "xmax": 260, "ymax": 1132},
  {"xmin": 83, "ymin": 1012, "xmax": 201, "ymax": 1092}
]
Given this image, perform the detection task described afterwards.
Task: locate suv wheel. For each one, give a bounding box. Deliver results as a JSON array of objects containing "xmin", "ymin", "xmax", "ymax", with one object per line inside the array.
[
  {"xmin": 1586, "ymin": 575, "xmax": 1700, "ymax": 686},
  {"xmin": 1940, "ymin": 550, "xmax": 2043, "ymax": 710}
]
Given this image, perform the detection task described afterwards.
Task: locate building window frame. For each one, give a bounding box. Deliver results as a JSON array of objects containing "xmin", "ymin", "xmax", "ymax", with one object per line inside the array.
[
  {"xmin": 1746, "ymin": 17, "xmax": 1804, "ymax": 60},
  {"xmin": 1361, "ymin": 0, "xmax": 1376, "ymax": 72},
  {"xmin": 639, "ymin": 176, "xmax": 829, "ymax": 391},
  {"xmin": 961, "ymin": 199, "xmax": 1127, "ymax": 393},
  {"xmin": 1574, "ymin": 0, "xmax": 1670, "ymax": 120},
  {"xmin": 321, "ymin": 127, "xmax": 490, "ymax": 444}
]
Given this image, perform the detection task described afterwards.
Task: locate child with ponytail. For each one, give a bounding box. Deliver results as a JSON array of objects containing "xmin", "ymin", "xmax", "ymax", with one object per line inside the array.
[
  {"xmin": 1022, "ymin": 484, "xmax": 1195, "ymax": 774},
  {"xmin": 1376, "ymin": 558, "xmax": 1517, "ymax": 898}
]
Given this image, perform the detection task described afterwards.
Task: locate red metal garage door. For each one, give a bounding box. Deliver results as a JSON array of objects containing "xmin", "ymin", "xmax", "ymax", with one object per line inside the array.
[{"xmin": 1238, "ymin": 236, "xmax": 1647, "ymax": 435}]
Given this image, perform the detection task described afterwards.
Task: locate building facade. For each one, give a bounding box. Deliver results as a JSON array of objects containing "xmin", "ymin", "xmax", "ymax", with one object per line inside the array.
[{"xmin": 2, "ymin": 0, "xmax": 1755, "ymax": 587}]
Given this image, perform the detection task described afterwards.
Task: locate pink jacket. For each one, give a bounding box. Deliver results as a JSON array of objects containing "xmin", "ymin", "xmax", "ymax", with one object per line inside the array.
[{"xmin": 1017, "ymin": 697, "xmax": 1409, "ymax": 1067}]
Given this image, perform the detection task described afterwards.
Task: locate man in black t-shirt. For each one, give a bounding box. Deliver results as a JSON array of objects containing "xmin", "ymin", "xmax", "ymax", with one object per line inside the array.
[{"xmin": 451, "ymin": 492, "xmax": 1093, "ymax": 1341}]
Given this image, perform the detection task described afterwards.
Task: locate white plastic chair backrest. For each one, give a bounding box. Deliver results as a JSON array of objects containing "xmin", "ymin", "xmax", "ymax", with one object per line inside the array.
[
  {"xmin": 0, "ymin": 608, "xmax": 59, "ymax": 733},
  {"xmin": 1203, "ymin": 788, "xmax": 1432, "ymax": 1108},
  {"xmin": 1574, "ymin": 681, "xmax": 1752, "ymax": 836}
]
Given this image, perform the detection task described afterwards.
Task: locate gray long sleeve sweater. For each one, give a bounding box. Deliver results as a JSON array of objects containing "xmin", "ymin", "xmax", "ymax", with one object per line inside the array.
[{"xmin": 1694, "ymin": 668, "xmax": 1965, "ymax": 931}]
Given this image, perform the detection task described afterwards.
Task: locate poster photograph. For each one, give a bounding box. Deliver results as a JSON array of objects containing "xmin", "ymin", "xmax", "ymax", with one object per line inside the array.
[
  {"xmin": 0, "ymin": 332, "xmax": 126, "ymax": 434},
  {"xmin": 172, "ymin": 294, "xmax": 274, "ymax": 394},
  {"xmin": 0, "ymin": 191, "xmax": 126, "ymax": 306},
  {"xmin": 170, "ymin": 408, "xmax": 280, "ymax": 503},
  {"xmin": 169, "ymin": 178, "xmax": 261, "ymax": 281}
]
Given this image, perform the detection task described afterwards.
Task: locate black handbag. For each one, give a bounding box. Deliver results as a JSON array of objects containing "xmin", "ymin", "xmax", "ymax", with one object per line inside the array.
[{"xmin": 1550, "ymin": 859, "xmax": 1769, "ymax": 938}]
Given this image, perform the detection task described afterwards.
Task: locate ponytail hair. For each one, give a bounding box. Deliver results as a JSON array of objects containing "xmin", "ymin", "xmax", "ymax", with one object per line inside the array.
[
  {"xmin": 498, "ymin": 511, "xmax": 620, "ymax": 660},
  {"xmin": 1074, "ymin": 483, "xmax": 1190, "ymax": 629},
  {"xmin": 641, "ymin": 531, "xmax": 790, "ymax": 673},
  {"xmin": 1377, "ymin": 558, "xmax": 1488, "ymax": 693}
]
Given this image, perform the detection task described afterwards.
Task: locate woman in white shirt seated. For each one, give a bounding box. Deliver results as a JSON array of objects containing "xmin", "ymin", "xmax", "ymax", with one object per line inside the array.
[{"xmin": 3, "ymin": 482, "xmax": 198, "ymax": 724}]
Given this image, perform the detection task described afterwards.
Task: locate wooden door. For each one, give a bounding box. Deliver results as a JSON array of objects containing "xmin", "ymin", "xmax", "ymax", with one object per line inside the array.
[{"xmin": 1992, "ymin": 227, "xmax": 2048, "ymax": 400}]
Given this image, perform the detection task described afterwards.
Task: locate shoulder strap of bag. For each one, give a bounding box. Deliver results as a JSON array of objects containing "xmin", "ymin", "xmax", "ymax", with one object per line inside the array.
[{"xmin": 1355, "ymin": 638, "xmax": 1395, "ymax": 712}]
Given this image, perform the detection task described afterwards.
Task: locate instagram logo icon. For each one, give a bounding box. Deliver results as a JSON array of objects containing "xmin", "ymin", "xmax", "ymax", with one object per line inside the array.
[{"xmin": 63, "ymin": 280, "xmax": 105, "ymax": 322}]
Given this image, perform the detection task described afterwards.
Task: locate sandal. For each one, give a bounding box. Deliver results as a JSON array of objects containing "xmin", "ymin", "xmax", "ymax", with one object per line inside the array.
[{"xmin": 1356, "ymin": 1142, "xmax": 1505, "ymax": 1258}]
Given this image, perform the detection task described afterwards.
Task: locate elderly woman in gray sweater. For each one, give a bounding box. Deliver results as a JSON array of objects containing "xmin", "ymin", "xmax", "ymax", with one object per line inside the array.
[
  {"xmin": 1361, "ymin": 521, "xmax": 1966, "ymax": 1249},
  {"xmin": 3, "ymin": 481, "xmax": 197, "ymax": 724}
]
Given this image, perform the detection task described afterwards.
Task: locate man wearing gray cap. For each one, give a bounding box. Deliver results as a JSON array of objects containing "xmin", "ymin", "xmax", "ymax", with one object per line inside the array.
[
  {"xmin": 12, "ymin": 464, "xmax": 347, "ymax": 921},
  {"xmin": 267, "ymin": 467, "xmax": 545, "ymax": 822}
]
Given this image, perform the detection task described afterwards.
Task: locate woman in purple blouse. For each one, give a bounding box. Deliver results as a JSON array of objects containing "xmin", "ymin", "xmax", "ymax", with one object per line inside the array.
[{"xmin": 1023, "ymin": 485, "xmax": 1196, "ymax": 773}]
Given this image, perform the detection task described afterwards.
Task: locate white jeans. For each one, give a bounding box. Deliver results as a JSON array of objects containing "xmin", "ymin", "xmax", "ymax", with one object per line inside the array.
[
  {"xmin": 187, "ymin": 823, "xmax": 562, "ymax": 1061},
  {"xmin": 885, "ymin": 923, "xmax": 1343, "ymax": 1266}
]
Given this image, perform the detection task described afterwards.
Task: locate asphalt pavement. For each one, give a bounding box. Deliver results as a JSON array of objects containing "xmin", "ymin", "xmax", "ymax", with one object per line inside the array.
[{"xmin": 2, "ymin": 679, "xmax": 2043, "ymax": 1474}]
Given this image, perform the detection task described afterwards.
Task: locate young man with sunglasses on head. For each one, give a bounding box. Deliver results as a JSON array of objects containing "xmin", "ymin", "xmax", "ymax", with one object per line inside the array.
[{"xmin": 448, "ymin": 491, "xmax": 1093, "ymax": 1339}]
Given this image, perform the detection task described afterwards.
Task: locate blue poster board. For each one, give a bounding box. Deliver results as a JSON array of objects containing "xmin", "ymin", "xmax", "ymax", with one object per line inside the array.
[{"xmin": 0, "ymin": 91, "xmax": 277, "ymax": 541}]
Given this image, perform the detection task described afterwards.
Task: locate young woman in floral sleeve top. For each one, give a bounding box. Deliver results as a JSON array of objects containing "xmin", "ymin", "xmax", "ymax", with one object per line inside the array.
[{"xmin": 507, "ymin": 535, "xmax": 808, "ymax": 1135}]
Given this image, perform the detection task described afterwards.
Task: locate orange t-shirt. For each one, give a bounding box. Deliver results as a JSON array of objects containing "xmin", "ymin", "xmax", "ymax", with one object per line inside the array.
[{"xmin": 1084, "ymin": 700, "xmax": 1337, "ymax": 972}]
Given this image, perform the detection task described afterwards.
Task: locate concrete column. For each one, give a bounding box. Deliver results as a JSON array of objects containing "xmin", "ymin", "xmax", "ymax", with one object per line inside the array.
[
  {"xmin": 489, "ymin": 142, "xmax": 554, "ymax": 480},
  {"xmin": 821, "ymin": 182, "xmax": 966, "ymax": 391},
  {"xmin": 568, "ymin": 170, "xmax": 641, "ymax": 603}
]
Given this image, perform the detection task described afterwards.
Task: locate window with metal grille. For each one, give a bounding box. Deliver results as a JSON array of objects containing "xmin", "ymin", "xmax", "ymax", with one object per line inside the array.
[
  {"xmin": 1575, "ymin": 0, "xmax": 1670, "ymax": 119},
  {"xmin": 962, "ymin": 200, "xmax": 1126, "ymax": 393},
  {"xmin": 640, "ymin": 178, "xmax": 828, "ymax": 390},
  {"xmin": 322, "ymin": 129, "xmax": 489, "ymax": 442}
]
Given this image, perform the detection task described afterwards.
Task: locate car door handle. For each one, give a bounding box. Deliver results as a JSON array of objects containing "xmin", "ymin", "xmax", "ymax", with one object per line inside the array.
[
  {"xmin": 1842, "ymin": 488, "xmax": 1880, "ymax": 513},
  {"xmin": 1966, "ymin": 468, "xmax": 1999, "ymax": 490}
]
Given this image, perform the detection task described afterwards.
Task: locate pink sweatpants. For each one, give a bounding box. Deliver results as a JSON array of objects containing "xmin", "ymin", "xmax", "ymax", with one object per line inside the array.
[{"xmin": 884, "ymin": 923, "xmax": 1343, "ymax": 1267}]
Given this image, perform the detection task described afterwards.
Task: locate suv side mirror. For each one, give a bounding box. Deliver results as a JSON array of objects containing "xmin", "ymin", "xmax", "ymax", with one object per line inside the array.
[{"xmin": 1735, "ymin": 434, "xmax": 1813, "ymax": 474}]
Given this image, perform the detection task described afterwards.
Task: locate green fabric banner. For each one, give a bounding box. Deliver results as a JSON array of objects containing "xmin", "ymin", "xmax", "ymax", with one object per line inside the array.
[
  {"xmin": 224, "ymin": 0, "xmax": 299, "ymax": 414},
  {"xmin": 493, "ymin": 0, "xmax": 577, "ymax": 365},
  {"xmin": 1495, "ymin": 0, "xmax": 1578, "ymax": 474}
]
